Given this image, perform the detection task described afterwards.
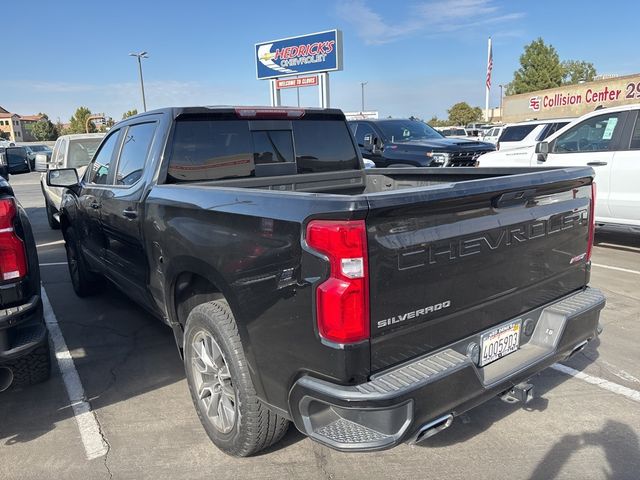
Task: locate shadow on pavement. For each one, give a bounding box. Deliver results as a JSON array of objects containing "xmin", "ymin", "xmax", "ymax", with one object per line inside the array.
[{"xmin": 528, "ymin": 420, "xmax": 640, "ymax": 480}]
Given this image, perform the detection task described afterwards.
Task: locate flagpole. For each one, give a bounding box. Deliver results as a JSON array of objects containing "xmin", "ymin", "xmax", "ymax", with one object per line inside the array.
[{"xmin": 485, "ymin": 37, "xmax": 491, "ymax": 121}]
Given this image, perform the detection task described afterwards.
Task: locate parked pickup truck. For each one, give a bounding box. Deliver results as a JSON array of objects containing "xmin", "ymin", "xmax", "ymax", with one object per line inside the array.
[
  {"xmin": 348, "ymin": 118, "xmax": 495, "ymax": 167},
  {"xmin": 36, "ymin": 133, "xmax": 104, "ymax": 229},
  {"xmin": 47, "ymin": 106, "xmax": 604, "ymax": 457},
  {"xmin": 0, "ymin": 176, "xmax": 50, "ymax": 392}
]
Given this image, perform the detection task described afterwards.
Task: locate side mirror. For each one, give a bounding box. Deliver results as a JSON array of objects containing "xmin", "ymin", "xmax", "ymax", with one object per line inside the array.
[
  {"xmin": 535, "ymin": 141, "xmax": 549, "ymax": 162},
  {"xmin": 34, "ymin": 153, "xmax": 49, "ymax": 172},
  {"xmin": 47, "ymin": 168, "xmax": 79, "ymax": 188},
  {"xmin": 363, "ymin": 134, "xmax": 373, "ymax": 150},
  {"xmin": 362, "ymin": 158, "xmax": 376, "ymax": 169}
]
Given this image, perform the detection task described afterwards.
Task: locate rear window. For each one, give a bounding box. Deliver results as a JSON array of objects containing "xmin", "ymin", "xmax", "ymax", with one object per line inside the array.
[
  {"xmin": 68, "ymin": 139, "xmax": 102, "ymax": 168},
  {"xmin": 168, "ymin": 118, "xmax": 359, "ymax": 181},
  {"xmin": 499, "ymin": 124, "xmax": 538, "ymax": 142}
]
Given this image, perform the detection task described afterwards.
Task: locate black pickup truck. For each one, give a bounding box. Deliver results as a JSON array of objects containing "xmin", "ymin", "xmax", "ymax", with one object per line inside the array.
[
  {"xmin": 47, "ymin": 106, "xmax": 604, "ymax": 457},
  {"xmin": 0, "ymin": 177, "xmax": 50, "ymax": 392},
  {"xmin": 348, "ymin": 118, "xmax": 495, "ymax": 167}
]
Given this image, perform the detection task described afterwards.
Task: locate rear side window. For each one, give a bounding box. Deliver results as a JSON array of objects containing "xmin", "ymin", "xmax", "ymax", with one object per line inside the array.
[
  {"xmin": 168, "ymin": 118, "xmax": 359, "ymax": 181},
  {"xmin": 294, "ymin": 120, "xmax": 359, "ymax": 173},
  {"xmin": 629, "ymin": 115, "xmax": 640, "ymax": 150},
  {"xmin": 499, "ymin": 124, "xmax": 538, "ymax": 142},
  {"xmin": 116, "ymin": 122, "xmax": 157, "ymax": 186}
]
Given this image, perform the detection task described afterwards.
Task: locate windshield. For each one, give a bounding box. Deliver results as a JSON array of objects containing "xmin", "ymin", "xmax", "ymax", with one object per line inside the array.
[
  {"xmin": 68, "ymin": 139, "xmax": 102, "ymax": 168},
  {"xmin": 377, "ymin": 120, "xmax": 443, "ymax": 142},
  {"xmin": 30, "ymin": 145, "xmax": 47, "ymax": 152}
]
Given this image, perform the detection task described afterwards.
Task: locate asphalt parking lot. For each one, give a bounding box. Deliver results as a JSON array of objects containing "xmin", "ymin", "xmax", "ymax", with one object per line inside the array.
[{"xmin": 1, "ymin": 172, "xmax": 639, "ymax": 480}]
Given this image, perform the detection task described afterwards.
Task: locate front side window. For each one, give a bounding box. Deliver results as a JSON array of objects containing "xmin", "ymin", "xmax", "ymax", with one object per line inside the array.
[
  {"xmin": 553, "ymin": 113, "xmax": 623, "ymax": 153},
  {"xmin": 354, "ymin": 123, "xmax": 375, "ymax": 147},
  {"xmin": 88, "ymin": 131, "xmax": 120, "ymax": 184},
  {"xmin": 116, "ymin": 123, "xmax": 157, "ymax": 186}
]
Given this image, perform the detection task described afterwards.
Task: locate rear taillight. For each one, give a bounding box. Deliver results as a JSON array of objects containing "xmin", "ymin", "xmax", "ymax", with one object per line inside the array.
[
  {"xmin": 586, "ymin": 182, "xmax": 596, "ymax": 262},
  {"xmin": 306, "ymin": 220, "xmax": 369, "ymax": 344},
  {"xmin": 0, "ymin": 198, "xmax": 27, "ymax": 281}
]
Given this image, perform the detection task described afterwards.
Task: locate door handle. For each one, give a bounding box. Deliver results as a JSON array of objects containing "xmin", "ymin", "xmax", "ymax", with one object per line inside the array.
[
  {"xmin": 587, "ymin": 161, "xmax": 608, "ymax": 166},
  {"xmin": 122, "ymin": 209, "xmax": 138, "ymax": 219},
  {"xmin": 90, "ymin": 202, "xmax": 100, "ymax": 209}
]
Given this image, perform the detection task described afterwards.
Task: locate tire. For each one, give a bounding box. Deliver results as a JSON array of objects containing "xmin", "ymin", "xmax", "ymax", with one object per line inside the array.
[
  {"xmin": 64, "ymin": 227, "xmax": 101, "ymax": 297},
  {"xmin": 184, "ymin": 300, "xmax": 289, "ymax": 457},
  {"xmin": 45, "ymin": 200, "xmax": 60, "ymax": 230},
  {"xmin": 6, "ymin": 342, "xmax": 51, "ymax": 387}
]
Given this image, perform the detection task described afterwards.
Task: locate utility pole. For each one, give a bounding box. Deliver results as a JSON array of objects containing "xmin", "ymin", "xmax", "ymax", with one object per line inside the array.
[
  {"xmin": 499, "ymin": 84, "xmax": 504, "ymax": 115},
  {"xmin": 129, "ymin": 51, "xmax": 148, "ymax": 112},
  {"xmin": 360, "ymin": 81, "xmax": 368, "ymax": 113}
]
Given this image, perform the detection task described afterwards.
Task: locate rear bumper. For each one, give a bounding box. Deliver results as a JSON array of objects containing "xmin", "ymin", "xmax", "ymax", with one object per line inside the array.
[
  {"xmin": 288, "ymin": 287, "xmax": 605, "ymax": 451},
  {"xmin": 0, "ymin": 294, "xmax": 47, "ymax": 363}
]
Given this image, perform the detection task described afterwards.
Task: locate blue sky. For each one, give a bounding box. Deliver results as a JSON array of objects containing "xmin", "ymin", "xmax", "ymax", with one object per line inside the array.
[{"xmin": 2, "ymin": 0, "xmax": 636, "ymax": 122}]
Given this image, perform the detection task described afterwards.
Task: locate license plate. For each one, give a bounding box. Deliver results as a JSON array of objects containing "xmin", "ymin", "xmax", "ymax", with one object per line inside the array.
[{"xmin": 479, "ymin": 321, "xmax": 521, "ymax": 367}]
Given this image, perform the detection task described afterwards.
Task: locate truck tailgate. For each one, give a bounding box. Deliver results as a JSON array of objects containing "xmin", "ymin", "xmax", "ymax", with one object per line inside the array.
[{"xmin": 365, "ymin": 170, "xmax": 593, "ymax": 372}]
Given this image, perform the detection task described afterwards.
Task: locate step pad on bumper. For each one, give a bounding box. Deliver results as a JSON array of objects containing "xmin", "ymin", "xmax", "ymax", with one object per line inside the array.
[
  {"xmin": 357, "ymin": 349, "xmax": 468, "ymax": 395},
  {"xmin": 316, "ymin": 418, "xmax": 389, "ymax": 444}
]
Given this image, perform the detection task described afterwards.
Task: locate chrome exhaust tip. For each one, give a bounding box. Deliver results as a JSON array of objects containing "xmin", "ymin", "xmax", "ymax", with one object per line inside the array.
[
  {"xmin": 0, "ymin": 366, "xmax": 13, "ymax": 392},
  {"xmin": 411, "ymin": 414, "xmax": 454, "ymax": 444},
  {"xmin": 566, "ymin": 339, "xmax": 589, "ymax": 359}
]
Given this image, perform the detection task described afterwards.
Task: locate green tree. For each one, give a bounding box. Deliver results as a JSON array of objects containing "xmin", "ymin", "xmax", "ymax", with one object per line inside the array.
[
  {"xmin": 447, "ymin": 102, "xmax": 483, "ymax": 126},
  {"xmin": 66, "ymin": 107, "xmax": 97, "ymax": 134},
  {"xmin": 427, "ymin": 116, "xmax": 449, "ymax": 127},
  {"xmin": 122, "ymin": 109, "xmax": 138, "ymax": 119},
  {"xmin": 29, "ymin": 114, "xmax": 59, "ymax": 141},
  {"xmin": 562, "ymin": 60, "xmax": 597, "ymax": 85},
  {"xmin": 506, "ymin": 38, "xmax": 564, "ymax": 95}
]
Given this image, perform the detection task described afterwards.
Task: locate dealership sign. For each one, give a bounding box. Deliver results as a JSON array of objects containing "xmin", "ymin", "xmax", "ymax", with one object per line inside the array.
[
  {"xmin": 503, "ymin": 74, "xmax": 640, "ymax": 123},
  {"xmin": 276, "ymin": 76, "xmax": 318, "ymax": 89},
  {"xmin": 255, "ymin": 30, "xmax": 343, "ymax": 80}
]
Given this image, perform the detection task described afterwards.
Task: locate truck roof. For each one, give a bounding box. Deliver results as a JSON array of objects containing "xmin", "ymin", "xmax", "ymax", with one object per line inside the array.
[{"xmin": 129, "ymin": 106, "xmax": 347, "ymax": 120}]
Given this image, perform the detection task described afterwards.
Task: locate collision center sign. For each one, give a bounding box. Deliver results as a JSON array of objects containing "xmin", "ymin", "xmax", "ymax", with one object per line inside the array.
[
  {"xmin": 503, "ymin": 73, "xmax": 640, "ymax": 122},
  {"xmin": 255, "ymin": 30, "xmax": 343, "ymax": 80}
]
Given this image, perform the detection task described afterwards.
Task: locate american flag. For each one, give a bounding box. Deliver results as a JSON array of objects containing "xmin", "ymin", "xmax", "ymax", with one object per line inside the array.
[{"xmin": 486, "ymin": 39, "xmax": 493, "ymax": 90}]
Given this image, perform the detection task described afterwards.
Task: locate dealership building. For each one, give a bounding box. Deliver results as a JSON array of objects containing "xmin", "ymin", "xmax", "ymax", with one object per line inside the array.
[{"xmin": 502, "ymin": 73, "xmax": 640, "ymax": 123}]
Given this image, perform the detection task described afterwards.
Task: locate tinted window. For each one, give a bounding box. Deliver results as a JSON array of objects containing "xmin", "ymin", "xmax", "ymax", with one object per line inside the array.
[
  {"xmin": 377, "ymin": 120, "xmax": 442, "ymax": 141},
  {"xmin": 354, "ymin": 123, "xmax": 375, "ymax": 147},
  {"xmin": 169, "ymin": 120, "xmax": 253, "ymax": 181},
  {"xmin": 499, "ymin": 124, "xmax": 538, "ymax": 142},
  {"xmin": 554, "ymin": 113, "xmax": 623, "ymax": 153},
  {"xmin": 168, "ymin": 118, "xmax": 359, "ymax": 182},
  {"xmin": 294, "ymin": 120, "xmax": 359, "ymax": 173},
  {"xmin": 252, "ymin": 130, "xmax": 294, "ymax": 165},
  {"xmin": 68, "ymin": 138, "xmax": 102, "ymax": 168},
  {"xmin": 88, "ymin": 131, "xmax": 120, "ymax": 184},
  {"xmin": 630, "ymin": 115, "xmax": 640, "ymax": 150},
  {"xmin": 116, "ymin": 123, "xmax": 157, "ymax": 186}
]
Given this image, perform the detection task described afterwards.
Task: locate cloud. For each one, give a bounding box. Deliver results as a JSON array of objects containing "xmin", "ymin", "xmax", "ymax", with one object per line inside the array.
[{"xmin": 336, "ymin": 0, "xmax": 524, "ymax": 45}]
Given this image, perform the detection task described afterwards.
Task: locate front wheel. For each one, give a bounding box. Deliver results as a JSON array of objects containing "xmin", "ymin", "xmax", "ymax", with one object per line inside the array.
[{"xmin": 184, "ymin": 300, "xmax": 289, "ymax": 456}]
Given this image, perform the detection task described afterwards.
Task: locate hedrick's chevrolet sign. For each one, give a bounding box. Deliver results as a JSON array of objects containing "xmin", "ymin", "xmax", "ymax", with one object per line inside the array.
[{"xmin": 502, "ymin": 73, "xmax": 640, "ymax": 122}]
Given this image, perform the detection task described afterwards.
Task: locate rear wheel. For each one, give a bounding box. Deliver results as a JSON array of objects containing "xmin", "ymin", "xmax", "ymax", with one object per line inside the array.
[
  {"xmin": 6, "ymin": 342, "xmax": 51, "ymax": 387},
  {"xmin": 64, "ymin": 227, "xmax": 101, "ymax": 297},
  {"xmin": 184, "ymin": 300, "xmax": 289, "ymax": 456}
]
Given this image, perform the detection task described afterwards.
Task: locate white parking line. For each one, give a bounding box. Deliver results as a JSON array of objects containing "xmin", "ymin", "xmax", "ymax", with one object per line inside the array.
[
  {"xmin": 37, "ymin": 240, "xmax": 65, "ymax": 248},
  {"xmin": 552, "ymin": 363, "xmax": 640, "ymax": 403},
  {"xmin": 41, "ymin": 286, "xmax": 109, "ymax": 460},
  {"xmin": 596, "ymin": 242, "xmax": 640, "ymax": 252},
  {"xmin": 591, "ymin": 263, "xmax": 640, "ymax": 276},
  {"xmin": 39, "ymin": 262, "xmax": 68, "ymax": 267}
]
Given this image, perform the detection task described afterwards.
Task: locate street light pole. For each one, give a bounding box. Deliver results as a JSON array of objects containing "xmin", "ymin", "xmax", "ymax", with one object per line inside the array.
[
  {"xmin": 360, "ymin": 81, "xmax": 368, "ymax": 113},
  {"xmin": 498, "ymin": 84, "xmax": 504, "ymax": 113},
  {"xmin": 129, "ymin": 51, "xmax": 148, "ymax": 112}
]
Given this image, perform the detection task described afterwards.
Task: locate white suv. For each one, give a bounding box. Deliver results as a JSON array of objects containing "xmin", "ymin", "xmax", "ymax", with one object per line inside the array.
[
  {"xmin": 477, "ymin": 104, "xmax": 640, "ymax": 231},
  {"xmin": 496, "ymin": 118, "xmax": 573, "ymax": 151}
]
